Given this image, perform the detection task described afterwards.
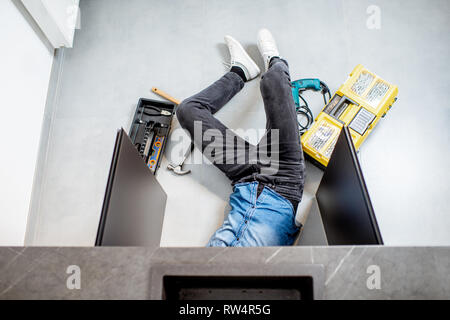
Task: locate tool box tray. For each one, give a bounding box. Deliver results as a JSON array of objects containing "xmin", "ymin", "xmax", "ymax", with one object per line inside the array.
[{"xmin": 129, "ymin": 98, "xmax": 176, "ymax": 174}]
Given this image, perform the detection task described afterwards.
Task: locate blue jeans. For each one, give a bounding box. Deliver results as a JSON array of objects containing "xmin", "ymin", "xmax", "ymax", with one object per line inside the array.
[
  {"xmin": 207, "ymin": 182, "xmax": 300, "ymax": 247},
  {"xmin": 177, "ymin": 58, "xmax": 305, "ymax": 246}
]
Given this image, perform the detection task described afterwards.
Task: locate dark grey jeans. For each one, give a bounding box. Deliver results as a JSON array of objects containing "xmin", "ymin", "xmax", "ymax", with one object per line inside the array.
[{"xmin": 176, "ymin": 58, "xmax": 305, "ymax": 210}]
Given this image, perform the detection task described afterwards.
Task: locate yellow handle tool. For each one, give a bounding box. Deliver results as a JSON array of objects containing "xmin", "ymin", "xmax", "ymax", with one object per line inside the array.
[{"xmin": 151, "ymin": 87, "xmax": 181, "ymax": 105}]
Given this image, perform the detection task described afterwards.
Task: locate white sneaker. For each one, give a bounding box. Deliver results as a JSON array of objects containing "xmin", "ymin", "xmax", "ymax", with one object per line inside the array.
[
  {"xmin": 224, "ymin": 35, "xmax": 261, "ymax": 81},
  {"xmin": 257, "ymin": 28, "xmax": 280, "ymax": 71}
]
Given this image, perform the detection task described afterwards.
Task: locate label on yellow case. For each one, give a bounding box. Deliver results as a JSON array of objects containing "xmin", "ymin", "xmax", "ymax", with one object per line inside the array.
[
  {"xmin": 324, "ymin": 135, "xmax": 339, "ymax": 159},
  {"xmin": 307, "ymin": 120, "xmax": 340, "ymax": 158},
  {"xmin": 351, "ymin": 71, "xmax": 374, "ymax": 96},
  {"xmin": 365, "ymin": 80, "xmax": 390, "ymax": 108}
]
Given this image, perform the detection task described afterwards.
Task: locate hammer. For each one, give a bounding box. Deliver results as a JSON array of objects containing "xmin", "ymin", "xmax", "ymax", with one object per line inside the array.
[{"xmin": 167, "ymin": 142, "xmax": 195, "ymax": 176}]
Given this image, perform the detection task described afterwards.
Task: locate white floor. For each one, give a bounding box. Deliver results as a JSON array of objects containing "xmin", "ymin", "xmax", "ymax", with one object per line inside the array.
[{"xmin": 27, "ymin": 0, "xmax": 450, "ymax": 246}]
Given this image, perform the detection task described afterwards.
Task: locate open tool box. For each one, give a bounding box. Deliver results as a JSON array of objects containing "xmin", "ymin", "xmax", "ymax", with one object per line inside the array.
[
  {"xmin": 301, "ymin": 64, "xmax": 398, "ymax": 169},
  {"xmin": 129, "ymin": 98, "xmax": 176, "ymax": 174}
]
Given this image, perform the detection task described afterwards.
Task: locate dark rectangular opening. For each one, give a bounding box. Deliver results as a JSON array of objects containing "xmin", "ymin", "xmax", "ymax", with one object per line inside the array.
[{"xmin": 163, "ymin": 276, "xmax": 314, "ymax": 300}]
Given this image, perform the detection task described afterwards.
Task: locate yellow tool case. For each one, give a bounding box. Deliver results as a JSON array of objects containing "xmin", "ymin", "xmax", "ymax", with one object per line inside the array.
[{"xmin": 301, "ymin": 64, "xmax": 398, "ymax": 168}]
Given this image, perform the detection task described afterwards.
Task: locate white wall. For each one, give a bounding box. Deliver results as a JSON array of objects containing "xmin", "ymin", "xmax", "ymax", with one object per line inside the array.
[
  {"xmin": 0, "ymin": 0, "xmax": 54, "ymax": 245},
  {"xmin": 21, "ymin": 0, "xmax": 80, "ymax": 48}
]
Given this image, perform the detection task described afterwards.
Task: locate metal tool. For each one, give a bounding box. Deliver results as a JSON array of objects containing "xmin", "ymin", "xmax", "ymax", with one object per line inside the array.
[
  {"xmin": 142, "ymin": 105, "xmax": 172, "ymax": 117},
  {"xmin": 136, "ymin": 121, "xmax": 155, "ymax": 158},
  {"xmin": 142, "ymin": 123, "xmax": 155, "ymax": 160},
  {"xmin": 167, "ymin": 142, "xmax": 194, "ymax": 176},
  {"xmin": 134, "ymin": 119, "xmax": 148, "ymax": 153}
]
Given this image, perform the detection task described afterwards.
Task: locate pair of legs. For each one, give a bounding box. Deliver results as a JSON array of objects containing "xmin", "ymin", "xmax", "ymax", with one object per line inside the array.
[{"xmin": 176, "ymin": 57, "xmax": 305, "ymax": 210}]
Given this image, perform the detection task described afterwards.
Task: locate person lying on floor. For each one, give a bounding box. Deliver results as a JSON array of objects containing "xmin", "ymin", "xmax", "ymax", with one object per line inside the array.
[{"xmin": 176, "ymin": 29, "xmax": 305, "ymax": 247}]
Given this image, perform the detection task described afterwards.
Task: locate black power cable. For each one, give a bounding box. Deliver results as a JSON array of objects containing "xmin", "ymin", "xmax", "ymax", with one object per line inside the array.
[{"xmin": 295, "ymin": 81, "xmax": 332, "ymax": 135}]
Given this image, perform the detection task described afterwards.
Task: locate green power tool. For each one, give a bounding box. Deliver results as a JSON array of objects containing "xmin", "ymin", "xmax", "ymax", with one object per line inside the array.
[{"xmin": 291, "ymin": 78, "xmax": 331, "ymax": 134}]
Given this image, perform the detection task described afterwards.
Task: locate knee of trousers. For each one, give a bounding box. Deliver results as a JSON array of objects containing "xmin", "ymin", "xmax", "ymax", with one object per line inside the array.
[
  {"xmin": 261, "ymin": 64, "xmax": 290, "ymax": 91},
  {"xmin": 176, "ymin": 100, "xmax": 195, "ymax": 129}
]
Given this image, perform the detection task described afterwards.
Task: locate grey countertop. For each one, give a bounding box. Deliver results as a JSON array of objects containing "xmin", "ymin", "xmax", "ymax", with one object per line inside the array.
[{"xmin": 1, "ymin": 246, "xmax": 449, "ymax": 300}]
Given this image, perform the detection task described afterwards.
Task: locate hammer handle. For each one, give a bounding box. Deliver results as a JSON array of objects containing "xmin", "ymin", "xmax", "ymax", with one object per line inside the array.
[{"xmin": 151, "ymin": 87, "xmax": 181, "ymax": 105}]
